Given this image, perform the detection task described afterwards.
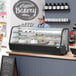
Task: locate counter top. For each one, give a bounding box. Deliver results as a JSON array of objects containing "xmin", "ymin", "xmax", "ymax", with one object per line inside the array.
[{"xmin": 7, "ymin": 51, "xmax": 76, "ymax": 60}]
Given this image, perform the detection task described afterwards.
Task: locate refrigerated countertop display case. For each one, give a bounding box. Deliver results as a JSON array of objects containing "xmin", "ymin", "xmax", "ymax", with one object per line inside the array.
[{"xmin": 9, "ymin": 26, "xmax": 69, "ymax": 55}]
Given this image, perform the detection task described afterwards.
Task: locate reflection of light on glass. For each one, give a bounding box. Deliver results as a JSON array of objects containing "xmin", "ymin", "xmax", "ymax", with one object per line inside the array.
[{"xmin": 35, "ymin": 30, "xmax": 61, "ymax": 35}]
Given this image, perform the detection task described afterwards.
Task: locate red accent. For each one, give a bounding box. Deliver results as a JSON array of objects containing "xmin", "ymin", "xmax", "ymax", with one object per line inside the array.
[
  {"xmin": 69, "ymin": 44, "xmax": 74, "ymax": 46},
  {"xmin": 69, "ymin": 32, "xmax": 74, "ymax": 35}
]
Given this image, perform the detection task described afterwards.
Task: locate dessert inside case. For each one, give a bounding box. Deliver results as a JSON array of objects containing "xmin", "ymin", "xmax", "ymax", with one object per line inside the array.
[{"xmin": 9, "ymin": 26, "xmax": 69, "ymax": 55}]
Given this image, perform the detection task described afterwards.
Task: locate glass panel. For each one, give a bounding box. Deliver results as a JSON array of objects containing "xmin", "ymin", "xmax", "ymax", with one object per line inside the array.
[{"xmin": 10, "ymin": 26, "xmax": 68, "ymax": 48}]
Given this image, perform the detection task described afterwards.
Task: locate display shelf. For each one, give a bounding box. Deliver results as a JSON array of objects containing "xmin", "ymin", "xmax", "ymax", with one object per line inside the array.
[
  {"xmin": 45, "ymin": 18, "xmax": 70, "ymax": 23},
  {"xmin": 44, "ymin": 8, "xmax": 70, "ymax": 12},
  {"xmin": 44, "ymin": 3, "xmax": 70, "ymax": 12},
  {"xmin": 9, "ymin": 26, "xmax": 69, "ymax": 55}
]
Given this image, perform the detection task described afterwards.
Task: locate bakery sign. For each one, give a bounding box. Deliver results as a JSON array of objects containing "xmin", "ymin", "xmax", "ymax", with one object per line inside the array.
[{"xmin": 13, "ymin": 0, "xmax": 39, "ymax": 20}]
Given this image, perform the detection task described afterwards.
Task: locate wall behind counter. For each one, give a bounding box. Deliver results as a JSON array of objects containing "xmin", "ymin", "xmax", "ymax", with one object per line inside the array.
[{"xmin": 45, "ymin": 0, "xmax": 76, "ymax": 29}]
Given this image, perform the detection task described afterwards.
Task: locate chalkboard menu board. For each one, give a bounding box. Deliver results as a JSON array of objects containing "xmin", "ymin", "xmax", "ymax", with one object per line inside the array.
[{"xmin": 1, "ymin": 56, "xmax": 17, "ymax": 76}]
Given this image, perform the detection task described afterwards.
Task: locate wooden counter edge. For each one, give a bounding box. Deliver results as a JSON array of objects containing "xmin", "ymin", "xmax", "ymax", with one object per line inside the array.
[{"xmin": 6, "ymin": 51, "xmax": 76, "ymax": 60}]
